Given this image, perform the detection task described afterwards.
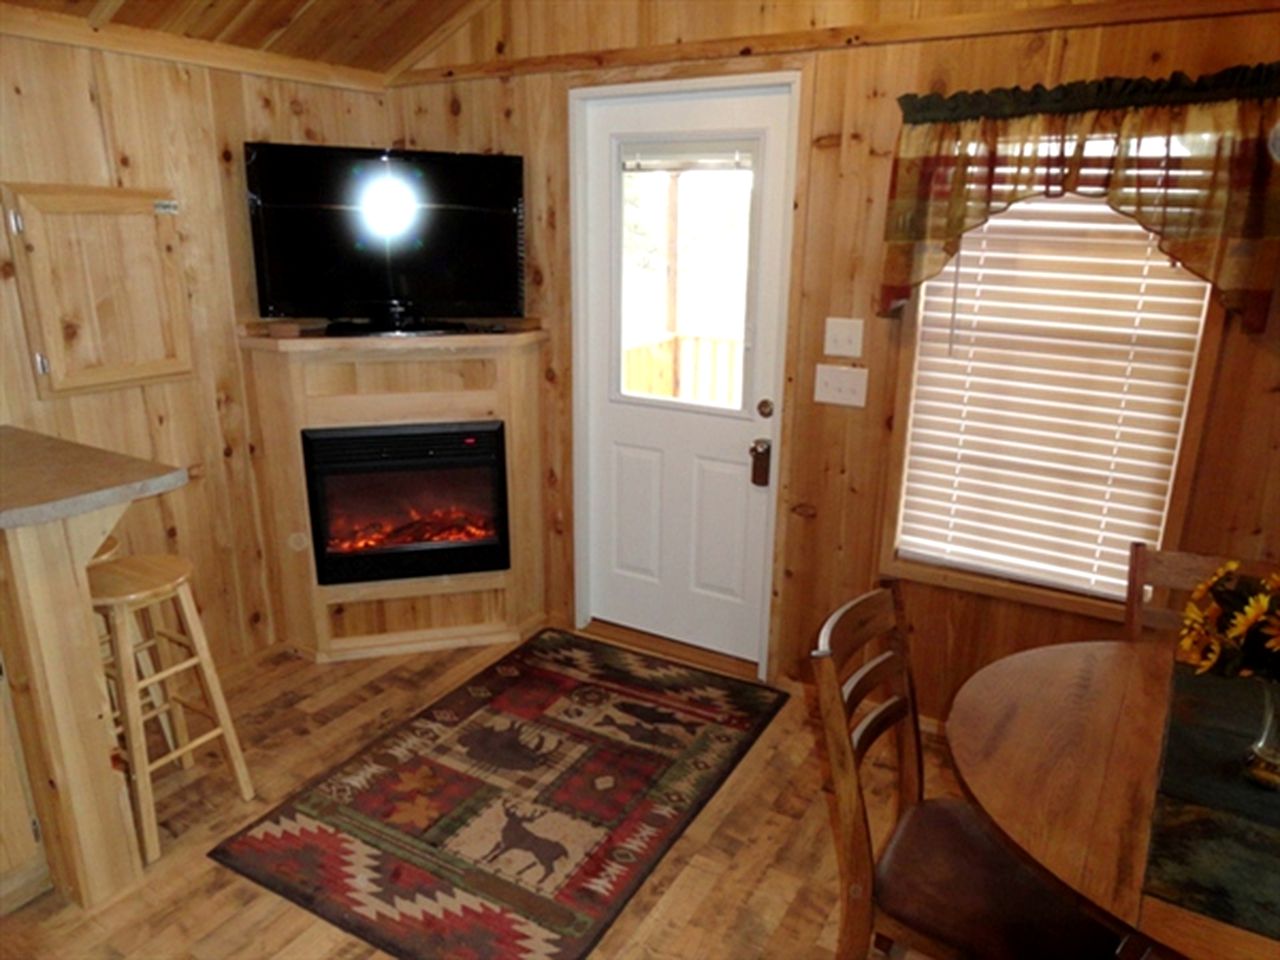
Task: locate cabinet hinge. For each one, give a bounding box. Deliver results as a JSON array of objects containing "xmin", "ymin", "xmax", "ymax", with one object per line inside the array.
[
  {"xmin": 34, "ymin": 352, "xmax": 50, "ymax": 376},
  {"xmin": 7, "ymin": 209, "xmax": 24, "ymax": 234},
  {"xmin": 31, "ymin": 817, "xmax": 41, "ymax": 843}
]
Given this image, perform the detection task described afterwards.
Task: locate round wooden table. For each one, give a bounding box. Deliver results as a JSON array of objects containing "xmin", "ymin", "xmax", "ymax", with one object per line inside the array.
[{"xmin": 947, "ymin": 640, "xmax": 1277, "ymax": 960}]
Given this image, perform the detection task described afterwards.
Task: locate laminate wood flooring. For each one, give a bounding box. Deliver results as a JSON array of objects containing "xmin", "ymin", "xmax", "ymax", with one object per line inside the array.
[{"xmin": 2, "ymin": 633, "xmax": 959, "ymax": 959}]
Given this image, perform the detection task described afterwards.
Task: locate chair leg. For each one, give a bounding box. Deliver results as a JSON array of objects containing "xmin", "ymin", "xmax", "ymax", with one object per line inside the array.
[
  {"xmin": 174, "ymin": 584, "xmax": 255, "ymax": 802},
  {"xmin": 108, "ymin": 605, "xmax": 161, "ymax": 865}
]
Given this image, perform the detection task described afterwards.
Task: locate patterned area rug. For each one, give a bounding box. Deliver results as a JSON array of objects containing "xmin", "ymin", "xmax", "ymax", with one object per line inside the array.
[{"xmin": 210, "ymin": 629, "xmax": 787, "ymax": 959}]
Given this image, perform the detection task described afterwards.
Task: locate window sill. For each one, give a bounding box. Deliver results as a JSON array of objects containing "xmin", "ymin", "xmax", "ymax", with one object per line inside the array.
[{"xmin": 879, "ymin": 554, "xmax": 1127, "ymax": 623}]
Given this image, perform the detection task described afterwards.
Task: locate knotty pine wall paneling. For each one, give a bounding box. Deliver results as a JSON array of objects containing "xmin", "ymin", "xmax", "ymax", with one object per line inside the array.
[
  {"xmin": 393, "ymin": 73, "xmax": 576, "ymax": 626},
  {"xmin": 0, "ymin": 39, "xmax": 265, "ymax": 665},
  {"xmin": 769, "ymin": 13, "xmax": 1280, "ymax": 715},
  {"xmin": 389, "ymin": 9, "xmax": 1279, "ymax": 717},
  {"xmin": 2, "ymin": 7, "xmax": 1275, "ymax": 718},
  {"xmin": 0, "ymin": 37, "xmax": 395, "ymax": 669}
]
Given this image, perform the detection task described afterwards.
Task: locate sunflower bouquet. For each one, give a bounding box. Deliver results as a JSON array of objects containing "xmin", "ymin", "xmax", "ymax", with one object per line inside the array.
[{"xmin": 1177, "ymin": 562, "xmax": 1280, "ymax": 682}]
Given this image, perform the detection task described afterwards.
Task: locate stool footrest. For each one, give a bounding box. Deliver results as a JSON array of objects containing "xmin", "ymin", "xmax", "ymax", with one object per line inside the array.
[
  {"xmin": 136, "ymin": 656, "xmax": 201, "ymax": 690},
  {"xmin": 146, "ymin": 727, "xmax": 224, "ymax": 773},
  {"xmin": 154, "ymin": 627, "xmax": 192, "ymax": 650},
  {"xmin": 171, "ymin": 695, "xmax": 213, "ymax": 719}
]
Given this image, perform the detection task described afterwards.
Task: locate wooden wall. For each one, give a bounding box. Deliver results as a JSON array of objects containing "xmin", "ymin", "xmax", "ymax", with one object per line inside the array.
[
  {"xmin": 3, "ymin": 4, "xmax": 1277, "ymax": 717},
  {"xmin": 0, "ymin": 40, "xmax": 397, "ymax": 667},
  {"xmin": 770, "ymin": 13, "xmax": 1280, "ymax": 714},
  {"xmin": 396, "ymin": 8, "xmax": 1280, "ymax": 714}
]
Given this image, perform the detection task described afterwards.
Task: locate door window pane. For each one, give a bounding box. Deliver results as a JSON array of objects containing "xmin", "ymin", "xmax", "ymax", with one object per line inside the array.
[{"xmin": 619, "ymin": 143, "xmax": 753, "ymax": 410}]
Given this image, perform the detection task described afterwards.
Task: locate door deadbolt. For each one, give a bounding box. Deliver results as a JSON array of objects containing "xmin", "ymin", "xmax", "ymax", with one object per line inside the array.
[
  {"xmin": 757, "ymin": 398, "xmax": 775, "ymax": 418},
  {"xmin": 749, "ymin": 438, "xmax": 772, "ymax": 486}
]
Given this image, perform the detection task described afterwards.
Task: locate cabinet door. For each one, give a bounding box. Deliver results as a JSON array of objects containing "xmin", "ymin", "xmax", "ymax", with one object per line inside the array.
[
  {"xmin": 1, "ymin": 182, "xmax": 192, "ymax": 397},
  {"xmin": 0, "ymin": 664, "xmax": 49, "ymax": 915}
]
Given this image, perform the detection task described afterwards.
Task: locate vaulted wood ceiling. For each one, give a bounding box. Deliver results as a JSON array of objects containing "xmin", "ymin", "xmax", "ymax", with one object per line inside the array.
[{"xmin": 4, "ymin": 0, "xmax": 481, "ymax": 73}]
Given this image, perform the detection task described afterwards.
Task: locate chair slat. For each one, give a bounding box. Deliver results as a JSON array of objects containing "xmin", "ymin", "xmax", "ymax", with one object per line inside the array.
[
  {"xmin": 818, "ymin": 587, "xmax": 898, "ymax": 665},
  {"xmin": 852, "ymin": 695, "xmax": 908, "ymax": 764},
  {"xmin": 1125, "ymin": 542, "xmax": 1277, "ymax": 642},
  {"xmin": 843, "ymin": 649, "xmax": 902, "ymax": 716}
]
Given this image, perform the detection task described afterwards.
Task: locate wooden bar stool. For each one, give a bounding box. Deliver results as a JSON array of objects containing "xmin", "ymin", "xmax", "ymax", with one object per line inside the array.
[
  {"xmin": 89, "ymin": 554, "xmax": 255, "ymax": 864},
  {"xmin": 89, "ymin": 535, "xmax": 177, "ymax": 754}
]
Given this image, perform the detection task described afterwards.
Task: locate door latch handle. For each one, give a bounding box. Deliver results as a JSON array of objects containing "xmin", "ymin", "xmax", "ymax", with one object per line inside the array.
[{"xmin": 749, "ymin": 438, "xmax": 772, "ymax": 486}]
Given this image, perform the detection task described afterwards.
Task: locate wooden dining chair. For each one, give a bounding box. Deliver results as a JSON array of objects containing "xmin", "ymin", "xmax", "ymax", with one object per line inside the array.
[
  {"xmin": 1124, "ymin": 542, "xmax": 1276, "ymax": 642},
  {"xmin": 810, "ymin": 581, "xmax": 1125, "ymax": 960}
]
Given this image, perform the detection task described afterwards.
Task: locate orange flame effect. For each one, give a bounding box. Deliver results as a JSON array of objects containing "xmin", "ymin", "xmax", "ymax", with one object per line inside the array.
[{"xmin": 328, "ymin": 505, "xmax": 495, "ymax": 554}]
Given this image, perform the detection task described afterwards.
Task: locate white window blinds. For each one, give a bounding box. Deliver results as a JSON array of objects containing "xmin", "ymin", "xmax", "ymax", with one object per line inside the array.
[{"xmin": 895, "ymin": 195, "xmax": 1211, "ymax": 599}]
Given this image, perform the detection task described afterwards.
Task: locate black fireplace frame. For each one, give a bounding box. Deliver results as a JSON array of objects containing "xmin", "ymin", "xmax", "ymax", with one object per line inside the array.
[{"xmin": 301, "ymin": 421, "xmax": 510, "ymax": 586}]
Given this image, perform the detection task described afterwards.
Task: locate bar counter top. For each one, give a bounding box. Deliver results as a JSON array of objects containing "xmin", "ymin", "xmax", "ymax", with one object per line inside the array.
[{"xmin": 0, "ymin": 425, "xmax": 187, "ymax": 529}]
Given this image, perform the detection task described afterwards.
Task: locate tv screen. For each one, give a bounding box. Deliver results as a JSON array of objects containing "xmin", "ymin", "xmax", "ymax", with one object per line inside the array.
[{"xmin": 244, "ymin": 142, "xmax": 523, "ymax": 322}]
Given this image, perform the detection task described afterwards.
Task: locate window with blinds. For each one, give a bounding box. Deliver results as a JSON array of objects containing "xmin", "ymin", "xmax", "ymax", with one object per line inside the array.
[{"xmin": 894, "ymin": 194, "xmax": 1212, "ymax": 599}]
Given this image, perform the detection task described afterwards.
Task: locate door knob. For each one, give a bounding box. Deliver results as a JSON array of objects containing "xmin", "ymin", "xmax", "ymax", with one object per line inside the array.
[{"xmin": 749, "ymin": 438, "xmax": 772, "ymax": 486}]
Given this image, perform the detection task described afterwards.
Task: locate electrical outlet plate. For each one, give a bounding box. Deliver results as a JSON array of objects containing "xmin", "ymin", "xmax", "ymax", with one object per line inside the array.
[
  {"xmin": 814, "ymin": 364, "xmax": 868, "ymax": 407},
  {"xmin": 823, "ymin": 317, "xmax": 864, "ymax": 358}
]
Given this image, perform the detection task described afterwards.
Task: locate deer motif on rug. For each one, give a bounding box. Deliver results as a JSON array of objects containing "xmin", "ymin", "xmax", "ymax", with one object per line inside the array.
[{"xmin": 480, "ymin": 801, "xmax": 568, "ymax": 884}]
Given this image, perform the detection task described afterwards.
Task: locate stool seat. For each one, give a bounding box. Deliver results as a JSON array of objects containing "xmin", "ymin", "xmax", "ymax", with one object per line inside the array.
[{"xmin": 89, "ymin": 555, "xmax": 194, "ymax": 607}]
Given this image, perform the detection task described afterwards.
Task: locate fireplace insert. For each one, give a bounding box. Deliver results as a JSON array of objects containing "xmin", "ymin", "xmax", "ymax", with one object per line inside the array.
[{"xmin": 301, "ymin": 422, "xmax": 510, "ymax": 585}]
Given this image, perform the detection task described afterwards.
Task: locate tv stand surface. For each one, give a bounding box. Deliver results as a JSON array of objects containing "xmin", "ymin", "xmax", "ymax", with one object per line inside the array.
[{"xmin": 322, "ymin": 317, "xmax": 509, "ymax": 337}]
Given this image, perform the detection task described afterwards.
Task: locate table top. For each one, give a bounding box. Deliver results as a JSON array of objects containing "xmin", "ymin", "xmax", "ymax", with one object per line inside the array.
[
  {"xmin": 947, "ymin": 640, "xmax": 1277, "ymax": 960},
  {"xmin": 0, "ymin": 425, "xmax": 187, "ymax": 529}
]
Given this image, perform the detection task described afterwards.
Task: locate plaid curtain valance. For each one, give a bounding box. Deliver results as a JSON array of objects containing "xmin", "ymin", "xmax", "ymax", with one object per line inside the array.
[{"xmin": 879, "ymin": 63, "xmax": 1280, "ymax": 332}]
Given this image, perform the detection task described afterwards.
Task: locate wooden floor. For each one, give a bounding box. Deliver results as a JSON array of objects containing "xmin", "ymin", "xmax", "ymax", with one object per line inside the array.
[{"xmin": 2, "ymin": 631, "xmax": 960, "ymax": 959}]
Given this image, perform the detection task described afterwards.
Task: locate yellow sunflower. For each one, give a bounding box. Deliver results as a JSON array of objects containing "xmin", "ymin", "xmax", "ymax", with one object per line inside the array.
[
  {"xmin": 1226, "ymin": 592, "xmax": 1271, "ymax": 640},
  {"xmin": 1263, "ymin": 613, "xmax": 1280, "ymax": 653},
  {"xmin": 1176, "ymin": 628, "xmax": 1222, "ymax": 674},
  {"xmin": 1191, "ymin": 561, "xmax": 1239, "ymax": 602}
]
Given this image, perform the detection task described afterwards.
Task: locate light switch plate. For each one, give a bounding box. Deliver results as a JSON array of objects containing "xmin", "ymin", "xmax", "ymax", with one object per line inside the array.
[
  {"xmin": 814, "ymin": 364, "xmax": 868, "ymax": 407},
  {"xmin": 823, "ymin": 317, "xmax": 864, "ymax": 358}
]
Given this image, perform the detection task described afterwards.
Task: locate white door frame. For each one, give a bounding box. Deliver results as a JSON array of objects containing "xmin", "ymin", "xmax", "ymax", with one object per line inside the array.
[{"xmin": 568, "ymin": 72, "xmax": 800, "ymax": 676}]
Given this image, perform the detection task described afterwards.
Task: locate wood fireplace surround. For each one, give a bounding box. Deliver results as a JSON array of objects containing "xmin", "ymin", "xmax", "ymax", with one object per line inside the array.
[{"xmin": 241, "ymin": 332, "xmax": 548, "ymax": 661}]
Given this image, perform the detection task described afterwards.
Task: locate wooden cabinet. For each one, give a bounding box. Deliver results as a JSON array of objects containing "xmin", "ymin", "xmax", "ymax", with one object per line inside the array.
[
  {"xmin": 1, "ymin": 183, "xmax": 192, "ymax": 397},
  {"xmin": 242, "ymin": 333, "xmax": 549, "ymax": 661},
  {"xmin": 0, "ymin": 662, "xmax": 49, "ymax": 916}
]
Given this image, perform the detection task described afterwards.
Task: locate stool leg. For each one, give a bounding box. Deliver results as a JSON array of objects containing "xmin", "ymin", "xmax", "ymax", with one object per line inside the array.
[
  {"xmin": 174, "ymin": 584, "xmax": 254, "ymax": 802},
  {"xmin": 108, "ymin": 605, "xmax": 161, "ymax": 865},
  {"xmin": 140, "ymin": 608, "xmax": 191, "ymax": 769}
]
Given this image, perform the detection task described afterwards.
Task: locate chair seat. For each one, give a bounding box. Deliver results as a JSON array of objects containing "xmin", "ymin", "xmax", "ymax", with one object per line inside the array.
[
  {"xmin": 876, "ymin": 798, "xmax": 1122, "ymax": 960},
  {"xmin": 89, "ymin": 554, "xmax": 194, "ymax": 607}
]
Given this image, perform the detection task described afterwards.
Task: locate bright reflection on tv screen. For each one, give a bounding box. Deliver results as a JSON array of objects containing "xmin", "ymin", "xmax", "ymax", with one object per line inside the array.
[{"xmin": 357, "ymin": 168, "xmax": 423, "ymax": 243}]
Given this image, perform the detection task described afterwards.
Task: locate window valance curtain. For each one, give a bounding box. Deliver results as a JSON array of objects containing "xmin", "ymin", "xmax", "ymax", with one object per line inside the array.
[{"xmin": 879, "ymin": 63, "xmax": 1280, "ymax": 331}]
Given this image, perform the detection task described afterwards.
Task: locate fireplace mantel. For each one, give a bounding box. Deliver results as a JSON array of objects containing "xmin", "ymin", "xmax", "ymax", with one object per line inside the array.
[{"xmin": 241, "ymin": 332, "xmax": 548, "ymax": 661}]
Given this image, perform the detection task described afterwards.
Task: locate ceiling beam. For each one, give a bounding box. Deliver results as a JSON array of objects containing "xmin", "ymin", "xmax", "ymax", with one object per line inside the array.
[
  {"xmin": 384, "ymin": 0, "xmax": 495, "ymax": 81},
  {"xmin": 85, "ymin": 0, "xmax": 127, "ymax": 31},
  {"xmin": 0, "ymin": 2, "xmax": 386, "ymax": 92},
  {"xmin": 390, "ymin": 0, "xmax": 1280, "ymax": 86}
]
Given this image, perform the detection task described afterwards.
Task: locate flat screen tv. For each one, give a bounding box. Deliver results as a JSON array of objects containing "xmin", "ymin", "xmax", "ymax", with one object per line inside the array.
[{"xmin": 244, "ymin": 142, "xmax": 523, "ymax": 325}]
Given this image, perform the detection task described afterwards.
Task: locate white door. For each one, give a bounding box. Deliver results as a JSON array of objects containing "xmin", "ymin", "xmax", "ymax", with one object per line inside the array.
[{"xmin": 570, "ymin": 75, "xmax": 799, "ymax": 668}]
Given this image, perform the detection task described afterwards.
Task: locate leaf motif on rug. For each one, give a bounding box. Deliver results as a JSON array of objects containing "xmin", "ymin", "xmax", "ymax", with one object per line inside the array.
[{"xmin": 210, "ymin": 629, "xmax": 787, "ymax": 960}]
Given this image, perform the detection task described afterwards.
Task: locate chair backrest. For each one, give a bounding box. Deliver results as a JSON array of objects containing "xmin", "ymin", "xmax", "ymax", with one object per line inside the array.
[
  {"xmin": 809, "ymin": 580, "xmax": 922, "ymax": 957},
  {"xmin": 1124, "ymin": 542, "xmax": 1276, "ymax": 642}
]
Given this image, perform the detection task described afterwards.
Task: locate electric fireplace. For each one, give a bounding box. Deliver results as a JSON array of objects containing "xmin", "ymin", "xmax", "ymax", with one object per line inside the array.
[{"xmin": 301, "ymin": 422, "xmax": 510, "ymax": 585}]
